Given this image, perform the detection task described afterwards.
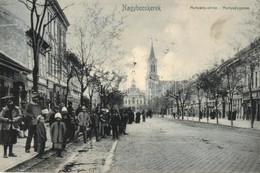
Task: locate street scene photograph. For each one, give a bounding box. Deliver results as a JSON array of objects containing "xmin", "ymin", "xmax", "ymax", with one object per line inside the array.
[{"xmin": 0, "ymin": 0, "xmax": 260, "ymax": 172}]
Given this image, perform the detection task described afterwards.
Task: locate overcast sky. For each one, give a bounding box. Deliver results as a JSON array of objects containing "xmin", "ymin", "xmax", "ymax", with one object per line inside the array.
[
  {"xmin": 59, "ymin": 0, "xmax": 258, "ymax": 90},
  {"xmin": 2, "ymin": 0, "xmax": 259, "ymax": 90}
]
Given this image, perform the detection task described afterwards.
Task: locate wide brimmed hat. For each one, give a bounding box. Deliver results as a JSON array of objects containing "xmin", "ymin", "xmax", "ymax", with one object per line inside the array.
[{"xmin": 1, "ymin": 95, "xmax": 15, "ymax": 100}]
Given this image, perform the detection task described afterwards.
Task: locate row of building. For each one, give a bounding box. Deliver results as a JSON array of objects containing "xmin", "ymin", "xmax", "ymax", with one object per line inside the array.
[
  {"xmin": 123, "ymin": 38, "xmax": 260, "ymax": 122},
  {"xmin": 0, "ymin": 1, "xmax": 81, "ymax": 110}
]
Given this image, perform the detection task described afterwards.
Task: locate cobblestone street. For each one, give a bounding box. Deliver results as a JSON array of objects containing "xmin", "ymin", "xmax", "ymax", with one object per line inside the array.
[{"xmin": 109, "ymin": 117, "xmax": 260, "ymax": 173}]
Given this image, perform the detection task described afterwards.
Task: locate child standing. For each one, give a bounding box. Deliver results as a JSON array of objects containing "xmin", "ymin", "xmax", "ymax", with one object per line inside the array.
[
  {"xmin": 50, "ymin": 113, "xmax": 66, "ymax": 157},
  {"xmin": 36, "ymin": 115, "xmax": 47, "ymax": 159}
]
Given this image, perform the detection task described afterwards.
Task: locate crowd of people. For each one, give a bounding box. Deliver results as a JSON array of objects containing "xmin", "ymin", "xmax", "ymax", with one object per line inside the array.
[{"xmin": 0, "ymin": 93, "xmax": 152, "ymax": 159}]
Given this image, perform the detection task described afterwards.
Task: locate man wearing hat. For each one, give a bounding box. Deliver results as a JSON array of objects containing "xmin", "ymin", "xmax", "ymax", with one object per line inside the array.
[
  {"xmin": 50, "ymin": 113, "xmax": 66, "ymax": 157},
  {"xmin": 25, "ymin": 93, "xmax": 42, "ymax": 153},
  {"xmin": 0, "ymin": 95, "xmax": 22, "ymax": 158},
  {"xmin": 75, "ymin": 106, "xmax": 91, "ymax": 143}
]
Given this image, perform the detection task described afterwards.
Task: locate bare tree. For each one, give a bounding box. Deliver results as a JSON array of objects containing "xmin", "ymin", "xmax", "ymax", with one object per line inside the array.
[
  {"xmin": 216, "ymin": 57, "xmax": 244, "ymax": 125},
  {"xmin": 71, "ymin": 2, "xmax": 125, "ymax": 105},
  {"xmin": 61, "ymin": 51, "xmax": 80, "ymax": 106}
]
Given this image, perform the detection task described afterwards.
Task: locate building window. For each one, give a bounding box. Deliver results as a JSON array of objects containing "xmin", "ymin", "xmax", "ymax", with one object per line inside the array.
[
  {"xmin": 140, "ymin": 100, "xmax": 142, "ymax": 104},
  {"xmin": 128, "ymin": 100, "xmax": 130, "ymax": 104},
  {"xmin": 53, "ymin": 20, "xmax": 56, "ymax": 39},
  {"xmin": 132, "ymin": 97, "xmax": 135, "ymax": 104},
  {"xmin": 125, "ymin": 100, "xmax": 127, "ymax": 104}
]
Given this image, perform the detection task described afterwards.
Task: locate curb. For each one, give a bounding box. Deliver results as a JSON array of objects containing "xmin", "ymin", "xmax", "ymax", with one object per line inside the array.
[
  {"xmin": 2, "ymin": 138, "xmax": 80, "ymax": 172},
  {"xmin": 167, "ymin": 117, "xmax": 260, "ymax": 131},
  {"xmin": 102, "ymin": 140, "xmax": 118, "ymax": 173},
  {"xmin": 2, "ymin": 147, "xmax": 52, "ymax": 172}
]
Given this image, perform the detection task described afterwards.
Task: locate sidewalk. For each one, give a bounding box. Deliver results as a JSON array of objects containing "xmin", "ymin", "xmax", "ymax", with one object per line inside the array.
[
  {"xmin": 0, "ymin": 124, "xmax": 52, "ymax": 172},
  {"xmin": 161, "ymin": 114, "xmax": 260, "ymax": 130}
]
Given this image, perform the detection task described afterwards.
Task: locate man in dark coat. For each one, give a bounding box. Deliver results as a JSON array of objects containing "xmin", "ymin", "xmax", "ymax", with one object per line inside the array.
[
  {"xmin": 120, "ymin": 109, "xmax": 128, "ymax": 135},
  {"xmin": 25, "ymin": 93, "xmax": 42, "ymax": 153},
  {"xmin": 109, "ymin": 107, "xmax": 121, "ymax": 140},
  {"xmin": 135, "ymin": 111, "xmax": 141, "ymax": 123},
  {"xmin": 128, "ymin": 108, "xmax": 134, "ymax": 124},
  {"xmin": 36, "ymin": 115, "xmax": 47, "ymax": 159},
  {"xmin": 142, "ymin": 110, "xmax": 146, "ymax": 122},
  {"xmin": 67, "ymin": 101, "xmax": 76, "ymax": 142}
]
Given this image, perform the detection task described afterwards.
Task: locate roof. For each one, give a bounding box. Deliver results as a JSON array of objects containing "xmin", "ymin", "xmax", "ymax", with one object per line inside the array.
[
  {"xmin": 0, "ymin": 51, "xmax": 31, "ymax": 73},
  {"xmin": 51, "ymin": 0, "xmax": 70, "ymax": 27},
  {"xmin": 149, "ymin": 43, "xmax": 156, "ymax": 60}
]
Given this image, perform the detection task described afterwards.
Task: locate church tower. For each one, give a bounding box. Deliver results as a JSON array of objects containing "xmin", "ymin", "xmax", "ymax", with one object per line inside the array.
[{"xmin": 146, "ymin": 43, "xmax": 159, "ymax": 106}]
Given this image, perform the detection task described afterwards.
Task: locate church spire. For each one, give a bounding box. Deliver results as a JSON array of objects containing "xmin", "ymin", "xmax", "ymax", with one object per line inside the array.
[
  {"xmin": 149, "ymin": 42, "xmax": 156, "ymax": 60},
  {"xmin": 131, "ymin": 78, "xmax": 136, "ymax": 88}
]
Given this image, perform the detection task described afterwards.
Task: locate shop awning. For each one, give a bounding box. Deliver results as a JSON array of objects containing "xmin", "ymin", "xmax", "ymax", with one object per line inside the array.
[{"xmin": 0, "ymin": 51, "xmax": 31, "ymax": 73}]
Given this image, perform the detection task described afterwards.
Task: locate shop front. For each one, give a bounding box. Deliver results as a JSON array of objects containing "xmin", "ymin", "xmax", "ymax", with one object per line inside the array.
[
  {"xmin": 242, "ymin": 91, "xmax": 260, "ymax": 121},
  {"xmin": 0, "ymin": 52, "xmax": 31, "ymax": 111}
]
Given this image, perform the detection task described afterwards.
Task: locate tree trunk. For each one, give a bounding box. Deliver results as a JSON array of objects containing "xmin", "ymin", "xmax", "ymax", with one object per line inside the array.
[
  {"xmin": 181, "ymin": 104, "xmax": 184, "ymax": 120},
  {"xmin": 176, "ymin": 96, "xmax": 180, "ymax": 119},
  {"xmin": 215, "ymin": 97, "xmax": 219, "ymax": 124},
  {"xmin": 65, "ymin": 75, "xmax": 72, "ymax": 107},
  {"xmin": 222, "ymin": 96, "xmax": 225, "ymax": 118},
  {"xmin": 206, "ymin": 94, "xmax": 209, "ymax": 123},
  {"xmin": 249, "ymin": 83, "xmax": 254, "ymax": 128},
  {"xmin": 249, "ymin": 66, "xmax": 254, "ymax": 128},
  {"xmin": 230, "ymin": 97, "xmax": 233, "ymax": 126},
  {"xmin": 89, "ymin": 94, "xmax": 93, "ymax": 114},
  {"xmin": 32, "ymin": 53, "xmax": 39, "ymax": 93},
  {"xmin": 198, "ymin": 99, "xmax": 201, "ymax": 122}
]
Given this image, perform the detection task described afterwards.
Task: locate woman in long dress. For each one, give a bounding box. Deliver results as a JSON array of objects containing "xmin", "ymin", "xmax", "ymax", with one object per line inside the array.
[{"xmin": 0, "ymin": 96, "xmax": 21, "ymax": 158}]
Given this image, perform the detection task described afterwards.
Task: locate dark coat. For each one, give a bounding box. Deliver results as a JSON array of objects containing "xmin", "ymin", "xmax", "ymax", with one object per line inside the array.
[
  {"xmin": 36, "ymin": 122, "xmax": 47, "ymax": 143},
  {"xmin": 50, "ymin": 121, "xmax": 66, "ymax": 143},
  {"xmin": 26, "ymin": 103, "xmax": 42, "ymax": 125},
  {"xmin": 0, "ymin": 106, "xmax": 21, "ymax": 130}
]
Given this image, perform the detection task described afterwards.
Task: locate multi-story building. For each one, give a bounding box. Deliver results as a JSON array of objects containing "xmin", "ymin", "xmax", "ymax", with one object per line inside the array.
[
  {"xmin": 0, "ymin": 5, "xmax": 31, "ymax": 110},
  {"xmin": 1, "ymin": 1, "xmax": 81, "ymax": 108},
  {"xmin": 190, "ymin": 37, "xmax": 260, "ymax": 121},
  {"xmin": 124, "ymin": 79, "xmax": 146, "ymax": 112}
]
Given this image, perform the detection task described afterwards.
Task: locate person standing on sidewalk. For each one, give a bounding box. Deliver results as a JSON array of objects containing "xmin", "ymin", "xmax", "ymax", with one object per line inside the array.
[
  {"xmin": 36, "ymin": 115, "xmax": 47, "ymax": 159},
  {"xmin": 61, "ymin": 106, "xmax": 69, "ymax": 150},
  {"xmin": 92, "ymin": 110, "xmax": 100, "ymax": 142},
  {"xmin": 142, "ymin": 110, "xmax": 146, "ymax": 122},
  {"xmin": 0, "ymin": 96, "xmax": 22, "ymax": 158},
  {"xmin": 25, "ymin": 93, "xmax": 42, "ymax": 153},
  {"xmin": 75, "ymin": 106, "xmax": 91, "ymax": 143},
  {"xmin": 19, "ymin": 100, "xmax": 28, "ymax": 138},
  {"xmin": 67, "ymin": 101, "xmax": 76, "ymax": 142},
  {"xmin": 121, "ymin": 109, "xmax": 128, "ymax": 135},
  {"xmin": 50, "ymin": 113, "xmax": 66, "ymax": 157},
  {"xmin": 110, "ymin": 107, "xmax": 120, "ymax": 140}
]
